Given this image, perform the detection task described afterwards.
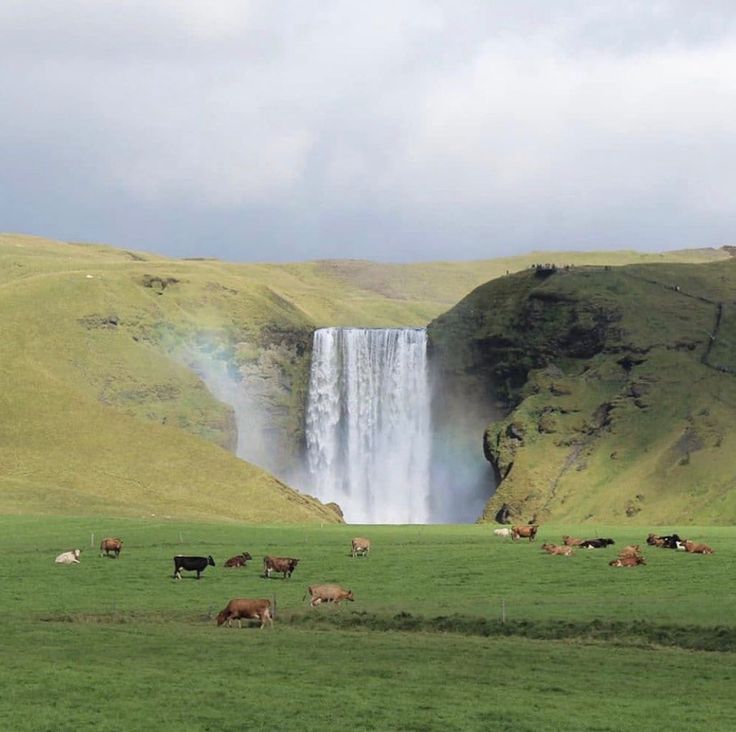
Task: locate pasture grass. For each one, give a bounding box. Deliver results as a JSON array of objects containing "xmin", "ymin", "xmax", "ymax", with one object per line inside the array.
[{"xmin": 1, "ymin": 516, "xmax": 735, "ymax": 730}]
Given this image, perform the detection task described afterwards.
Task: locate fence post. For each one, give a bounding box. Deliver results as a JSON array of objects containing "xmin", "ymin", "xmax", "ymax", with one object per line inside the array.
[
  {"xmin": 501, "ymin": 598, "xmax": 506, "ymax": 624},
  {"xmin": 90, "ymin": 532, "xmax": 94, "ymax": 549}
]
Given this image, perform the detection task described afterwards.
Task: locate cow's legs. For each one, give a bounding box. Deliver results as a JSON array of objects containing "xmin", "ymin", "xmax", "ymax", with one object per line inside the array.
[{"xmin": 196, "ymin": 570, "xmax": 201, "ymax": 579}]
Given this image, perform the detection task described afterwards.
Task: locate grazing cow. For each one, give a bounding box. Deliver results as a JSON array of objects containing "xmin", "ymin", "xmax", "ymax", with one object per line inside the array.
[
  {"xmin": 541, "ymin": 543, "xmax": 574, "ymax": 556},
  {"xmin": 173, "ymin": 555, "xmax": 215, "ymax": 580},
  {"xmin": 562, "ymin": 535, "xmax": 583, "ymax": 546},
  {"xmin": 262, "ymin": 556, "xmax": 299, "ymax": 579},
  {"xmin": 55, "ymin": 549, "xmax": 81, "ymax": 564},
  {"xmin": 683, "ymin": 540, "xmax": 714, "ymax": 555},
  {"xmin": 580, "ymin": 538, "xmax": 615, "ymax": 549},
  {"xmin": 511, "ymin": 525, "xmax": 539, "ymax": 542},
  {"xmin": 351, "ymin": 537, "xmax": 371, "ymax": 557},
  {"xmin": 99, "ymin": 538, "xmax": 123, "ymax": 558},
  {"xmin": 609, "ymin": 555, "xmax": 646, "ymax": 567},
  {"xmin": 493, "ymin": 528, "xmax": 513, "ymax": 538},
  {"xmin": 305, "ymin": 584, "xmax": 354, "ymax": 607},
  {"xmin": 224, "ymin": 552, "xmax": 253, "ymax": 568},
  {"xmin": 216, "ymin": 598, "xmax": 273, "ymax": 629}
]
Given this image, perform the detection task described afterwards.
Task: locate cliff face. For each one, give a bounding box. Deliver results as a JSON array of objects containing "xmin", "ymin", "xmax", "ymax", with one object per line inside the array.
[{"xmin": 428, "ymin": 261, "xmax": 736, "ymax": 525}]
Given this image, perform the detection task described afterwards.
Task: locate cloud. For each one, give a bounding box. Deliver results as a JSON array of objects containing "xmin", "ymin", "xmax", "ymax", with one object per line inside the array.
[{"xmin": 2, "ymin": 1, "xmax": 736, "ymax": 259}]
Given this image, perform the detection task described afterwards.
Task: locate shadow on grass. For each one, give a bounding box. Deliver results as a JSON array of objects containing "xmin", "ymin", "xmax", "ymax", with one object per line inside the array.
[{"xmin": 36, "ymin": 609, "xmax": 736, "ymax": 652}]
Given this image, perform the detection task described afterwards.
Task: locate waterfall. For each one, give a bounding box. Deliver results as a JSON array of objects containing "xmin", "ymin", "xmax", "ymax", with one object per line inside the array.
[{"xmin": 306, "ymin": 328, "xmax": 431, "ymax": 524}]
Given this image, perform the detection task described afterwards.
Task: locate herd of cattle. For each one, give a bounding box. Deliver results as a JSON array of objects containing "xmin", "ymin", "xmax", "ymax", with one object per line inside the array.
[
  {"xmin": 492, "ymin": 525, "xmax": 715, "ymax": 565},
  {"xmin": 51, "ymin": 527, "xmax": 716, "ymax": 626},
  {"xmin": 53, "ymin": 536, "xmax": 372, "ymax": 628}
]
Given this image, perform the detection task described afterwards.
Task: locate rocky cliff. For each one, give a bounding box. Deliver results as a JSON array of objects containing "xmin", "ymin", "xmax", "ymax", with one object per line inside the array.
[{"xmin": 428, "ymin": 260, "xmax": 736, "ymax": 524}]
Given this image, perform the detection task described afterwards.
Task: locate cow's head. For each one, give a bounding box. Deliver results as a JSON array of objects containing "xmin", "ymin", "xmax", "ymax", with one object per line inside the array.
[
  {"xmin": 242, "ymin": 552, "xmax": 253, "ymax": 561},
  {"xmin": 346, "ymin": 590, "xmax": 355, "ymax": 602},
  {"xmin": 207, "ymin": 555, "xmax": 216, "ymax": 567}
]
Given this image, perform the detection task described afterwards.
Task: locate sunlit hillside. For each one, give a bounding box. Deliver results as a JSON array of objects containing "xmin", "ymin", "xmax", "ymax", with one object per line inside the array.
[
  {"xmin": 0, "ymin": 232, "xmax": 729, "ymax": 521},
  {"xmin": 430, "ymin": 257, "xmax": 736, "ymax": 524}
]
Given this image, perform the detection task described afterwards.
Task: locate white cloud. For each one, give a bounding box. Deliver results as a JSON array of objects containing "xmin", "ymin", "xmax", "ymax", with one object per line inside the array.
[{"xmin": 2, "ymin": 1, "xmax": 736, "ymax": 259}]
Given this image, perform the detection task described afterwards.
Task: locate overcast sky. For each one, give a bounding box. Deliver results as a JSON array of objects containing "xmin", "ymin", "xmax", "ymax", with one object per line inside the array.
[{"xmin": 2, "ymin": 1, "xmax": 736, "ymax": 262}]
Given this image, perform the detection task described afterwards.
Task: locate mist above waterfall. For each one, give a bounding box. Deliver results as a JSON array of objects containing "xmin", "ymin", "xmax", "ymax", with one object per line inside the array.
[
  {"xmin": 183, "ymin": 347, "xmax": 277, "ymax": 472},
  {"xmin": 306, "ymin": 328, "xmax": 432, "ymax": 524}
]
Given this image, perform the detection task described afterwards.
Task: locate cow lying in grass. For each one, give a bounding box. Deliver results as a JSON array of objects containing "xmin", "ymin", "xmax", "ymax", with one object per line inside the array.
[
  {"xmin": 683, "ymin": 540, "xmax": 714, "ymax": 554},
  {"xmin": 617, "ymin": 545, "xmax": 643, "ymax": 559},
  {"xmin": 562, "ymin": 535, "xmax": 583, "ymax": 546},
  {"xmin": 541, "ymin": 543, "xmax": 574, "ymax": 556},
  {"xmin": 580, "ymin": 538, "xmax": 615, "ymax": 549},
  {"xmin": 494, "ymin": 528, "xmax": 512, "ymax": 538},
  {"xmin": 305, "ymin": 584, "xmax": 354, "ymax": 607},
  {"xmin": 224, "ymin": 552, "xmax": 253, "ymax": 568},
  {"xmin": 511, "ymin": 525, "xmax": 539, "ymax": 541},
  {"xmin": 216, "ymin": 598, "xmax": 273, "ymax": 629},
  {"xmin": 609, "ymin": 555, "xmax": 646, "ymax": 567},
  {"xmin": 646, "ymin": 533, "xmax": 683, "ymax": 549},
  {"xmin": 55, "ymin": 549, "xmax": 81, "ymax": 564}
]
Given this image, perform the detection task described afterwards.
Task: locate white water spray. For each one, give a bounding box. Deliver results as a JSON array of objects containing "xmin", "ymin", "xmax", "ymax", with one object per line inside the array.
[{"xmin": 305, "ymin": 328, "xmax": 431, "ymax": 523}]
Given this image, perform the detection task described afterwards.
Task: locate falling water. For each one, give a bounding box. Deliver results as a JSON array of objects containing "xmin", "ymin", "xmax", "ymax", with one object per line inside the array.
[{"xmin": 306, "ymin": 328, "xmax": 431, "ymax": 524}]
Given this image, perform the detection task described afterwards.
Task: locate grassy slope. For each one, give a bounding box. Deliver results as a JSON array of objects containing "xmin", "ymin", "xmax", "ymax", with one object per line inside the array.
[
  {"xmin": 0, "ymin": 233, "xmax": 729, "ymax": 522},
  {"xmin": 429, "ymin": 259, "xmax": 736, "ymax": 524},
  {"xmin": 2, "ymin": 518, "xmax": 735, "ymax": 731}
]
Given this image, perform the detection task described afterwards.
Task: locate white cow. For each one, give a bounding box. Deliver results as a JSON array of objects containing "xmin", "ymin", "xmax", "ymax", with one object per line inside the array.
[
  {"xmin": 55, "ymin": 549, "xmax": 81, "ymax": 564},
  {"xmin": 493, "ymin": 528, "xmax": 512, "ymax": 538}
]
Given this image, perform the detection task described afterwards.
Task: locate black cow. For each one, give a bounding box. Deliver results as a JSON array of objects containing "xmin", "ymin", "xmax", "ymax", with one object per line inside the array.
[
  {"xmin": 173, "ymin": 555, "xmax": 215, "ymax": 580},
  {"xmin": 646, "ymin": 533, "xmax": 684, "ymax": 549},
  {"xmin": 580, "ymin": 538, "xmax": 616, "ymax": 549},
  {"xmin": 494, "ymin": 503, "xmax": 511, "ymax": 525},
  {"xmin": 661, "ymin": 533, "xmax": 683, "ymax": 549}
]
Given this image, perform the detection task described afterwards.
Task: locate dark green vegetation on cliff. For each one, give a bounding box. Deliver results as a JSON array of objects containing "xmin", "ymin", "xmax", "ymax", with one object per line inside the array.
[
  {"xmin": 429, "ymin": 259, "xmax": 736, "ymax": 524},
  {"xmin": 2, "ymin": 518, "xmax": 735, "ymax": 731}
]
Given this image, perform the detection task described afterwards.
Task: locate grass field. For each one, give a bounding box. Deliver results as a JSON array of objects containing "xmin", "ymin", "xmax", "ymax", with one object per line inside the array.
[{"xmin": 3, "ymin": 516, "xmax": 735, "ymax": 731}]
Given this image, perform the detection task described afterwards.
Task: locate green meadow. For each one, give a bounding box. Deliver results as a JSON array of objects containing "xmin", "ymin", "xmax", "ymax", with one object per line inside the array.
[{"xmin": 2, "ymin": 516, "xmax": 735, "ymax": 731}]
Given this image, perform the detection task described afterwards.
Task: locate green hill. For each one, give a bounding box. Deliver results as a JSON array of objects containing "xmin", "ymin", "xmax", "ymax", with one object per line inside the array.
[
  {"xmin": 1, "ymin": 232, "xmax": 730, "ymax": 522},
  {"xmin": 429, "ymin": 258, "xmax": 736, "ymax": 524}
]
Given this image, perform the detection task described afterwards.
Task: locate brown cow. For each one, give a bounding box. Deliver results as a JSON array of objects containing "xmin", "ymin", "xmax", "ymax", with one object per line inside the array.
[
  {"xmin": 305, "ymin": 584, "xmax": 354, "ymax": 607},
  {"xmin": 263, "ymin": 556, "xmax": 299, "ymax": 579},
  {"xmin": 562, "ymin": 535, "xmax": 583, "ymax": 546},
  {"xmin": 683, "ymin": 540, "xmax": 714, "ymax": 555},
  {"xmin": 609, "ymin": 555, "xmax": 646, "ymax": 567},
  {"xmin": 646, "ymin": 533, "xmax": 666, "ymax": 547},
  {"xmin": 216, "ymin": 598, "xmax": 273, "ymax": 629},
  {"xmin": 541, "ymin": 543, "xmax": 574, "ymax": 556},
  {"xmin": 617, "ymin": 545, "xmax": 642, "ymax": 559},
  {"xmin": 512, "ymin": 525, "xmax": 539, "ymax": 542},
  {"xmin": 351, "ymin": 537, "xmax": 371, "ymax": 557},
  {"xmin": 99, "ymin": 538, "xmax": 123, "ymax": 558},
  {"xmin": 224, "ymin": 552, "xmax": 253, "ymax": 568}
]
